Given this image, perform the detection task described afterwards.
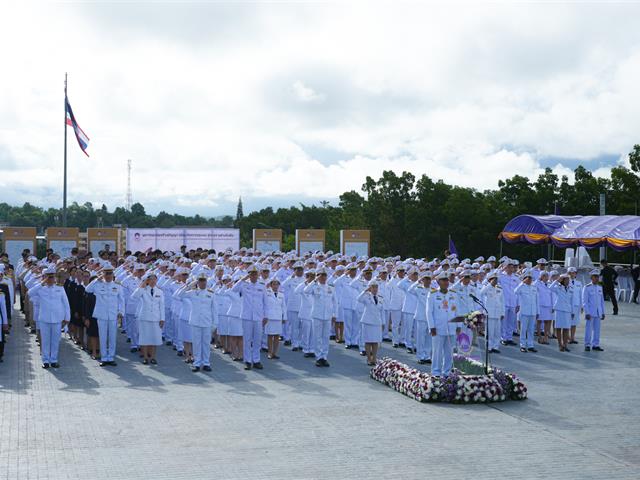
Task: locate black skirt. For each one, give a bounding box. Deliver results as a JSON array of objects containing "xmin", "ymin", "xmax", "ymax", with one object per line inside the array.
[{"xmin": 86, "ymin": 317, "xmax": 99, "ymax": 337}]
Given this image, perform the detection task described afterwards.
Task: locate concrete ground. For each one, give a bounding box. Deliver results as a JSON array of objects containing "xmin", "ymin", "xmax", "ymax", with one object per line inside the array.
[{"xmin": 1, "ymin": 301, "xmax": 639, "ymax": 479}]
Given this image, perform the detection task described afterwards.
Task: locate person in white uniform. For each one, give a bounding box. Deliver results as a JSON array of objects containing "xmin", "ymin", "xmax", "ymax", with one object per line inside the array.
[
  {"xmin": 583, "ymin": 270, "xmax": 605, "ymax": 352},
  {"xmin": 409, "ymin": 271, "xmax": 433, "ymax": 364},
  {"xmin": 535, "ymin": 271, "xmax": 553, "ymax": 345},
  {"xmin": 304, "ymin": 267, "xmax": 338, "ymax": 367},
  {"xmin": 568, "ymin": 267, "xmax": 583, "ymax": 345},
  {"xmin": 84, "ymin": 265, "xmax": 125, "ymax": 366},
  {"xmin": 550, "ymin": 273, "xmax": 574, "ymax": 352},
  {"xmin": 132, "ymin": 272, "xmax": 165, "ymax": 365},
  {"xmin": 357, "ymin": 279, "xmax": 385, "ymax": 366},
  {"xmin": 514, "ymin": 269, "xmax": 538, "ymax": 353},
  {"xmin": 281, "ymin": 262, "xmax": 305, "ymax": 350},
  {"xmin": 427, "ymin": 272, "xmax": 460, "ymax": 377},
  {"xmin": 264, "ymin": 278, "xmax": 286, "ymax": 360},
  {"xmin": 30, "ymin": 266, "xmax": 70, "ymax": 368},
  {"xmin": 296, "ymin": 269, "xmax": 316, "ymax": 358},
  {"xmin": 480, "ymin": 270, "xmax": 504, "ymax": 353},
  {"xmin": 231, "ymin": 264, "xmax": 267, "ymax": 370},
  {"xmin": 176, "ymin": 272, "xmax": 216, "ymax": 371}
]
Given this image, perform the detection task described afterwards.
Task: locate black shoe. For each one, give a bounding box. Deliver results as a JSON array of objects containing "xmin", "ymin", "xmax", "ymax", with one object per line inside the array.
[
  {"xmin": 150, "ymin": 359, "xmax": 157, "ymax": 365},
  {"xmin": 508, "ymin": 340, "xmax": 518, "ymax": 346},
  {"xmin": 126, "ymin": 338, "xmax": 131, "ymax": 343},
  {"xmin": 315, "ymin": 360, "xmax": 323, "ymax": 367},
  {"xmin": 613, "ymin": 312, "xmax": 618, "ymax": 316},
  {"xmin": 399, "ymin": 343, "xmax": 406, "ymax": 348},
  {"xmin": 99, "ymin": 361, "xmax": 108, "ymax": 367},
  {"xmin": 192, "ymin": 366, "xmax": 200, "ymax": 372},
  {"xmin": 303, "ymin": 353, "xmax": 314, "ymax": 358},
  {"xmin": 142, "ymin": 359, "xmax": 149, "ymax": 365},
  {"xmin": 284, "ymin": 340, "xmax": 292, "ymax": 346},
  {"xmin": 513, "ymin": 332, "xmax": 520, "ymax": 337},
  {"xmin": 253, "ymin": 362, "xmax": 263, "ymax": 370},
  {"xmin": 322, "ymin": 359, "xmax": 330, "ymax": 367},
  {"xmin": 344, "ymin": 345, "xmax": 352, "ymax": 350},
  {"xmin": 292, "ymin": 347, "xmax": 300, "ymax": 352},
  {"xmin": 407, "ymin": 348, "xmax": 414, "ymax": 354},
  {"xmin": 203, "ymin": 365, "xmax": 212, "ymax": 372},
  {"xmin": 359, "ymin": 351, "xmax": 366, "ymax": 356},
  {"xmin": 500, "ymin": 340, "xmax": 508, "ymax": 346},
  {"xmin": 108, "ymin": 361, "xmax": 117, "ymax": 366},
  {"xmin": 51, "ymin": 363, "xmax": 60, "ymax": 368},
  {"xmin": 569, "ymin": 340, "xmax": 578, "ymax": 345},
  {"xmin": 489, "ymin": 348, "xmax": 501, "ymax": 354},
  {"xmin": 592, "ymin": 346, "xmax": 604, "ymax": 351},
  {"xmin": 177, "ymin": 351, "xmax": 184, "ymax": 357},
  {"xmin": 418, "ymin": 359, "xmax": 428, "ymax": 365},
  {"xmin": 585, "ymin": 346, "xmax": 591, "ymax": 351},
  {"xmin": 564, "ymin": 347, "xmax": 571, "ymax": 352},
  {"xmin": 520, "ymin": 347, "xmax": 527, "ymax": 353},
  {"xmin": 329, "ymin": 335, "xmax": 336, "ymax": 340},
  {"xmin": 382, "ymin": 338, "xmax": 392, "ymax": 343},
  {"xmin": 130, "ymin": 347, "xmax": 138, "ymax": 353},
  {"xmin": 244, "ymin": 362, "xmax": 252, "ymax": 370},
  {"xmin": 121, "ymin": 329, "xmax": 126, "ymax": 334},
  {"xmin": 392, "ymin": 343, "xmax": 399, "ymax": 348},
  {"xmin": 425, "ymin": 358, "xmax": 432, "ymax": 364},
  {"xmin": 165, "ymin": 341, "xmax": 172, "ymax": 346},
  {"xmin": 42, "ymin": 363, "xmax": 50, "ymax": 369},
  {"xmin": 527, "ymin": 348, "xmax": 538, "ymax": 353},
  {"xmin": 261, "ymin": 347, "xmax": 268, "ymax": 353}
]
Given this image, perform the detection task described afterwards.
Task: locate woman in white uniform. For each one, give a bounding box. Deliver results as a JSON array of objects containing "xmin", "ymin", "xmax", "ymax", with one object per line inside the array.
[
  {"xmin": 264, "ymin": 279, "xmax": 287, "ymax": 359},
  {"xmin": 214, "ymin": 276, "xmax": 232, "ymax": 355},
  {"xmin": 131, "ymin": 273, "xmax": 165, "ymax": 365},
  {"xmin": 357, "ymin": 279, "xmax": 385, "ymax": 366},
  {"xmin": 550, "ymin": 273, "xmax": 574, "ymax": 352},
  {"xmin": 224, "ymin": 279, "xmax": 244, "ymax": 361}
]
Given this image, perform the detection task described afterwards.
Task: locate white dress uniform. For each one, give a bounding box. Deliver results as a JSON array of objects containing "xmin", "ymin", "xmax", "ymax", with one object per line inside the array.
[
  {"xmin": 350, "ymin": 275, "xmax": 370, "ymax": 351},
  {"xmin": 408, "ymin": 281, "xmax": 432, "ymax": 361},
  {"xmin": 223, "ymin": 286, "xmax": 243, "ymax": 337},
  {"xmin": 479, "ymin": 282, "xmax": 504, "ymax": 351},
  {"xmin": 264, "ymin": 289, "xmax": 287, "ymax": 335},
  {"xmin": 177, "ymin": 286, "xmax": 217, "ymax": 367},
  {"xmin": 30, "ymin": 284, "xmax": 71, "ymax": 365},
  {"xmin": 398, "ymin": 276, "xmax": 418, "ymax": 349},
  {"xmin": 426, "ymin": 289, "xmax": 458, "ymax": 377},
  {"xmin": 214, "ymin": 283, "xmax": 231, "ymax": 337},
  {"xmin": 582, "ymin": 281, "xmax": 605, "ymax": 348},
  {"xmin": 454, "ymin": 281, "xmax": 477, "ymax": 343},
  {"xmin": 536, "ymin": 280, "xmax": 553, "ymax": 321},
  {"xmin": 514, "ymin": 282, "xmax": 538, "ymax": 348},
  {"xmin": 295, "ymin": 281, "xmax": 315, "ymax": 354},
  {"xmin": 281, "ymin": 274, "xmax": 304, "ymax": 346},
  {"xmin": 387, "ymin": 275, "xmax": 405, "ymax": 345},
  {"xmin": 357, "ymin": 290, "xmax": 384, "ymax": 343},
  {"xmin": 84, "ymin": 279, "xmax": 125, "ymax": 363},
  {"xmin": 570, "ymin": 278, "xmax": 583, "ymax": 326},
  {"xmin": 550, "ymin": 281, "xmax": 573, "ymax": 328},
  {"xmin": 158, "ymin": 274, "xmax": 177, "ymax": 343},
  {"xmin": 499, "ymin": 272, "xmax": 519, "ymax": 341},
  {"xmin": 377, "ymin": 278, "xmax": 392, "ymax": 340},
  {"xmin": 122, "ymin": 275, "xmax": 142, "ymax": 348},
  {"xmin": 335, "ymin": 274, "xmax": 359, "ymax": 347},
  {"xmin": 304, "ymin": 281, "xmax": 338, "ymax": 361},
  {"xmin": 132, "ymin": 286, "xmax": 165, "ymax": 346},
  {"xmin": 231, "ymin": 279, "xmax": 267, "ymax": 365}
]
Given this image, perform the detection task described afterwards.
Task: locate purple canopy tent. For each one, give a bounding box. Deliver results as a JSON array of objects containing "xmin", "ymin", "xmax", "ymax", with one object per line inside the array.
[{"xmin": 499, "ymin": 214, "xmax": 640, "ymax": 250}]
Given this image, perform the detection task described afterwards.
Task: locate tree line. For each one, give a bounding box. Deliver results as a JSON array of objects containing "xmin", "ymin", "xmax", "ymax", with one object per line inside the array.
[{"xmin": 1, "ymin": 158, "xmax": 639, "ymax": 262}]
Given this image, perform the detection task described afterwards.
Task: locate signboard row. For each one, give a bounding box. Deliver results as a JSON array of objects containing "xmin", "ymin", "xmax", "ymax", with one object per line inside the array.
[{"xmin": 1, "ymin": 227, "xmax": 370, "ymax": 265}]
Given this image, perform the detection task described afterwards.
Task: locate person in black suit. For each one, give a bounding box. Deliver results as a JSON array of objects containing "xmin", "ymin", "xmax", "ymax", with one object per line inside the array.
[
  {"xmin": 600, "ymin": 260, "xmax": 619, "ymax": 315},
  {"xmin": 632, "ymin": 264, "xmax": 640, "ymax": 304},
  {"xmin": 81, "ymin": 271, "xmax": 100, "ymax": 359}
]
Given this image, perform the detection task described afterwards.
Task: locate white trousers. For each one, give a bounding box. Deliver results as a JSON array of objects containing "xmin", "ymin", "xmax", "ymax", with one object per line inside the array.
[
  {"xmin": 98, "ymin": 318, "xmax": 118, "ymax": 362},
  {"xmin": 584, "ymin": 316, "xmax": 601, "ymax": 347},
  {"xmin": 163, "ymin": 309, "xmax": 173, "ymax": 341},
  {"xmin": 502, "ymin": 307, "xmax": 516, "ymax": 340},
  {"xmin": 390, "ymin": 310, "xmax": 402, "ymax": 344},
  {"xmin": 191, "ymin": 325, "xmax": 212, "ymax": 367},
  {"xmin": 300, "ymin": 317, "xmax": 314, "ymax": 353},
  {"xmin": 40, "ymin": 322, "xmax": 62, "ymax": 364},
  {"xmin": 313, "ymin": 318, "xmax": 330, "ymax": 360},
  {"xmin": 344, "ymin": 309, "xmax": 359, "ymax": 346},
  {"xmin": 415, "ymin": 321, "xmax": 432, "ymax": 360},
  {"xmin": 288, "ymin": 310, "xmax": 301, "ymax": 348},
  {"xmin": 402, "ymin": 312, "xmax": 415, "ymax": 348},
  {"xmin": 487, "ymin": 317, "xmax": 501, "ymax": 350},
  {"xmin": 519, "ymin": 314, "xmax": 536, "ymax": 348},
  {"xmin": 431, "ymin": 334, "xmax": 454, "ymax": 377},
  {"xmin": 126, "ymin": 313, "xmax": 139, "ymax": 348},
  {"xmin": 242, "ymin": 320, "xmax": 262, "ymax": 364}
]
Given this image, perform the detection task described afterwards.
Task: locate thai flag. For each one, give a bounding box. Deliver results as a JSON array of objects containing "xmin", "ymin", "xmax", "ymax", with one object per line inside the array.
[{"xmin": 65, "ymin": 97, "xmax": 90, "ymax": 157}]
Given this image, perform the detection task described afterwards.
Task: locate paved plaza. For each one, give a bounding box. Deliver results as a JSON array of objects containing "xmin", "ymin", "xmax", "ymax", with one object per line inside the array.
[{"xmin": 1, "ymin": 302, "xmax": 639, "ymax": 480}]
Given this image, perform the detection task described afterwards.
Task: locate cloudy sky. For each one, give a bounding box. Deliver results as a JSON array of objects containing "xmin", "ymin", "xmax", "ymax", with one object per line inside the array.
[{"xmin": 1, "ymin": 1, "xmax": 640, "ymax": 216}]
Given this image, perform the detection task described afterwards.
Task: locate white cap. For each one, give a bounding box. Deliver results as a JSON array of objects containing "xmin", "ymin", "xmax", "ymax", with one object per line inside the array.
[
  {"xmin": 486, "ymin": 270, "xmax": 499, "ymax": 280},
  {"xmin": 567, "ymin": 267, "xmax": 577, "ymax": 273},
  {"xmin": 590, "ymin": 269, "xmax": 601, "ymax": 276},
  {"xmin": 44, "ymin": 266, "xmax": 56, "ymax": 275},
  {"xmin": 436, "ymin": 272, "xmax": 449, "ymax": 280},
  {"xmin": 537, "ymin": 258, "xmax": 547, "ymax": 264},
  {"xmin": 367, "ymin": 279, "xmax": 379, "ymax": 287},
  {"xmin": 487, "ymin": 256, "xmax": 496, "ymax": 262},
  {"xmin": 246, "ymin": 264, "xmax": 258, "ymax": 273}
]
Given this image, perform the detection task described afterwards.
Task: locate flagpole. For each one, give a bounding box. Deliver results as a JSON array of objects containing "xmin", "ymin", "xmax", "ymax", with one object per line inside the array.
[{"xmin": 63, "ymin": 73, "xmax": 68, "ymax": 227}]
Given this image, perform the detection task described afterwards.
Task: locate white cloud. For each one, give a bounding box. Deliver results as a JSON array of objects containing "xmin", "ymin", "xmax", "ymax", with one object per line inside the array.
[{"xmin": 1, "ymin": 2, "xmax": 640, "ymax": 215}]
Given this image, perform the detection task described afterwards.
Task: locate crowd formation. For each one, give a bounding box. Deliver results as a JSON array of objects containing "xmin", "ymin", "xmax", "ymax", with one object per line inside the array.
[{"xmin": 0, "ymin": 244, "xmax": 623, "ymax": 377}]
